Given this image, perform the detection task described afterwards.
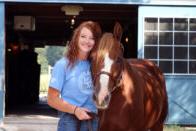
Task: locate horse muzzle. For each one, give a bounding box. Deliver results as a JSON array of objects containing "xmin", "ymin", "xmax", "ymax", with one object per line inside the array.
[{"xmin": 93, "ymin": 93, "xmax": 111, "ymax": 110}]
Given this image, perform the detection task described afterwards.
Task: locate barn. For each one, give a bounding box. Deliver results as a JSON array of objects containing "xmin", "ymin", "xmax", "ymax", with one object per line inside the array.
[{"xmin": 0, "ymin": 0, "xmax": 196, "ymax": 126}]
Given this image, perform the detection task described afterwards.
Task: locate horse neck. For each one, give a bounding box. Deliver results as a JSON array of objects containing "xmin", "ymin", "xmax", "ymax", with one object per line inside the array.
[
  {"xmin": 121, "ymin": 60, "xmax": 133, "ymax": 84},
  {"xmin": 120, "ymin": 60, "xmax": 143, "ymax": 105}
]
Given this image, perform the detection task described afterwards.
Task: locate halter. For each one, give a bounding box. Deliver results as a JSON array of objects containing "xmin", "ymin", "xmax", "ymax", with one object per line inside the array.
[{"xmin": 93, "ymin": 57, "xmax": 124, "ymax": 93}]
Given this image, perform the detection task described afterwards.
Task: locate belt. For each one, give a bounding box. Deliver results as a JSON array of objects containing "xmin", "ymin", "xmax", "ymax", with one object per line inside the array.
[{"xmin": 87, "ymin": 112, "xmax": 97, "ymax": 119}]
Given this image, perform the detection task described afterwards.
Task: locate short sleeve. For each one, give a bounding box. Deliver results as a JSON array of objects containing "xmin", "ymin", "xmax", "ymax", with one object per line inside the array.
[{"xmin": 49, "ymin": 58, "xmax": 67, "ymax": 92}]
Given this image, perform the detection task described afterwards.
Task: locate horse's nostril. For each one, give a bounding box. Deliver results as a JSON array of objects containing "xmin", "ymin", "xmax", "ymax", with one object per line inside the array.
[
  {"xmin": 105, "ymin": 95, "xmax": 109, "ymax": 101},
  {"xmin": 105, "ymin": 94, "xmax": 111, "ymax": 103}
]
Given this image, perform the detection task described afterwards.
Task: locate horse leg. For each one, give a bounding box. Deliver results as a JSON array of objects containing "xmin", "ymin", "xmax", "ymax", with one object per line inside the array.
[{"xmin": 151, "ymin": 101, "xmax": 168, "ymax": 131}]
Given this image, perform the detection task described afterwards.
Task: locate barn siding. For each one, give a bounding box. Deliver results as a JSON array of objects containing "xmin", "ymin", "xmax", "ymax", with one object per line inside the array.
[
  {"xmin": 0, "ymin": 2, "xmax": 5, "ymax": 124},
  {"xmin": 166, "ymin": 76, "xmax": 196, "ymax": 125},
  {"xmin": 138, "ymin": 6, "xmax": 196, "ymax": 125}
]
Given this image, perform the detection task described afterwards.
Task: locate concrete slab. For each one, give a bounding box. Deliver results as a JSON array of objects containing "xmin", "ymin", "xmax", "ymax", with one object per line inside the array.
[
  {"xmin": 0, "ymin": 115, "xmax": 58, "ymax": 131},
  {"xmin": 0, "ymin": 102, "xmax": 58, "ymax": 131}
]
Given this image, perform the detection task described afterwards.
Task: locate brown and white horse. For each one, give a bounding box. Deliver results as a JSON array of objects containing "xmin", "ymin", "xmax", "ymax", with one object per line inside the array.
[{"xmin": 91, "ymin": 23, "xmax": 168, "ymax": 131}]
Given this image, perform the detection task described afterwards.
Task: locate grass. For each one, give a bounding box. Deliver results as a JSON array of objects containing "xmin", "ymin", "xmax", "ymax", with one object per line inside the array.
[
  {"xmin": 39, "ymin": 74, "xmax": 50, "ymax": 94},
  {"xmin": 164, "ymin": 125, "xmax": 184, "ymax": 131},
  {"xmin": 164, "ymin": 125, "xmax": 196, "ymax": 131}
]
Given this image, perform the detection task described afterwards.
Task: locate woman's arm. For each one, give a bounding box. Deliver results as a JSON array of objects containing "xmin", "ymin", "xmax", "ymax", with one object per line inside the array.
[
  {"xmin": 47, "ymin": 87, "xmax": 75, "ymax": 114},
  {"xmin": 47, "ymin": 87, "xmax": 91, "ymax": 120}
]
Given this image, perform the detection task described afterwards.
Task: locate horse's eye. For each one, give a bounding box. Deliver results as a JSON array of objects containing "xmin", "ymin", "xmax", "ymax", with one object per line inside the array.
[
  {"xmin": 101, "ymin": 62, "xmax": 104, "ymax": 68},
  {"xmin": 115, "ymin": 57, "xmax": 122, "ymax": 64}
]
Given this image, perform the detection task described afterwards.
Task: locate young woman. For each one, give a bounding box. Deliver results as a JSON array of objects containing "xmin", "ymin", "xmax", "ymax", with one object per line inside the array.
[{"xmin": 47, "ymin": 21, "xmax": 102, "ymax": 131}]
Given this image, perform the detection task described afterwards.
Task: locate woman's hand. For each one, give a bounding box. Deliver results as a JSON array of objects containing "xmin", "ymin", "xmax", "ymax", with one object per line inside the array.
[{"xmin": 74, "ymin": 107, "xmax": 92, "ymax": 120}]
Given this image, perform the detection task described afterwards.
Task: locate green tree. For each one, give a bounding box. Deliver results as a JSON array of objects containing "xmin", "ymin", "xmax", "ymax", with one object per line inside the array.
[
  {"xmin": 35, "ymin": 48, "xmax": 48, "ymax": 74},
  {"xmin": 46, "ymin": 46, "xmax": 66, "ymax": 66}
]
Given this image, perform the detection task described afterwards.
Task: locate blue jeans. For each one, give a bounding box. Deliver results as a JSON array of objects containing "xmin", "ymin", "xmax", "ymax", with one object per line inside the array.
[{"xmin": 57, "ymin": 112, "xmax": 98, "ymax": 131}]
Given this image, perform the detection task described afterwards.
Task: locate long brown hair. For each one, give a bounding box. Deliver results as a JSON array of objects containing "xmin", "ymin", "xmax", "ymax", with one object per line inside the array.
[{"xmin": 66, "ymin": 21, "xmax": 102, "ymax": 67}]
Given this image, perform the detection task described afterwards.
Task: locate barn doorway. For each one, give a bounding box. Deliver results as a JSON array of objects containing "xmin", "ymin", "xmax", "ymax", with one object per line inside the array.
[{"xmin": 5, "ymin": 2, "xmax": 138, "ymax": 116}]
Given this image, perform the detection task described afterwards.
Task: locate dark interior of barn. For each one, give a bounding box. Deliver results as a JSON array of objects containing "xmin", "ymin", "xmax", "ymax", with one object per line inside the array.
[{"xmin": 5, "ymin": 2, "xmax": 138, "ymax": 115}]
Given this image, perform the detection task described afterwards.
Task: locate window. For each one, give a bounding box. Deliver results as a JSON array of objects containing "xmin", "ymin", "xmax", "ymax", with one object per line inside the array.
[{"xmin": 144, "ymin": 17, "xmax": 196, "ymax": 75}]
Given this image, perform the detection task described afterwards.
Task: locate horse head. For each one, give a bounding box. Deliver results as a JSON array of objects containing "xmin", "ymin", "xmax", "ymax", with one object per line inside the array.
[{"xmin": 91, "ymin": 22, "xmax": 124, "ymax": 109}]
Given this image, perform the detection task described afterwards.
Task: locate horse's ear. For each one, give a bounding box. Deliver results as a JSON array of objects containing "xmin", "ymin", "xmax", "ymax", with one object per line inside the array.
[{"xmin": 113, "ymin": 22, "xmax": 123, "ymax": 42}]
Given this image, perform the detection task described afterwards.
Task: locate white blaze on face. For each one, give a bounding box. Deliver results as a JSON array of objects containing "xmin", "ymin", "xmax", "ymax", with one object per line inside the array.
[{"xmin": 98, "ymin": 53, "xmax": 114, "ymax": 105}]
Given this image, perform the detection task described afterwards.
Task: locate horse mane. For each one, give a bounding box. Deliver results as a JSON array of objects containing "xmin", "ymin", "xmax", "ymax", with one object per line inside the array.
[{"xmin": 96, "ymin": 33, "xmax": 115, "ymax": 61}]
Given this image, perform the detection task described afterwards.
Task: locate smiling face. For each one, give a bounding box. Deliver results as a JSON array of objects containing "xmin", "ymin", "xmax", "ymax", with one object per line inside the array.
[
  {"xmin": 78, "ymin": 27, "xmax": 95, "ymax": 57},
  {"xmin": 66, "ymin": 21, "xmax": 102, "ymax": 67}
]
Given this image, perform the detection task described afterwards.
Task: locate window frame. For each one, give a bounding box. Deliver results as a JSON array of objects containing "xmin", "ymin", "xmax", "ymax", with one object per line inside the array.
[{"xmin": 138, "ymin": 6, "xmax": 196, "ymax": 76}]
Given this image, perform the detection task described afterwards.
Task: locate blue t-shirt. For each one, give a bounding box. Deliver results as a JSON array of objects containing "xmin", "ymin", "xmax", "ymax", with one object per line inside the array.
[{"xmin": 49, "ymin": 57, "xmax": 97, "ymax": 113}]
